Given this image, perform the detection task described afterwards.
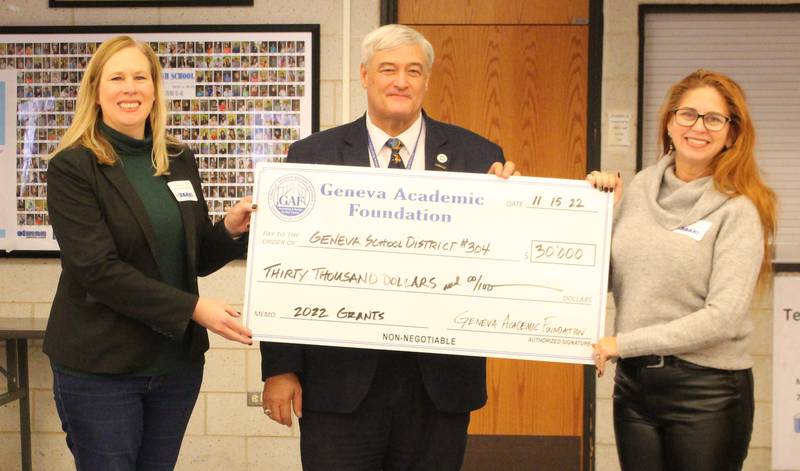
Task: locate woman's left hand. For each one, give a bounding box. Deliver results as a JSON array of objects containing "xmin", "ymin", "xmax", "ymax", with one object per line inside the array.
[
  {"xmin": 224, "ymin": 195, "xmax": 257, "ymax": 239},
  {"xmin": 592, "ymin": 336, "xmax": 619, "ymax": 378}
]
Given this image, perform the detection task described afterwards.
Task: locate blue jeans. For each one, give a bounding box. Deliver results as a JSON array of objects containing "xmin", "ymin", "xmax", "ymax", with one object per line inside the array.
[{"xmin": 52, "ymin": 364, "xmax": 203, "ymax": 471}]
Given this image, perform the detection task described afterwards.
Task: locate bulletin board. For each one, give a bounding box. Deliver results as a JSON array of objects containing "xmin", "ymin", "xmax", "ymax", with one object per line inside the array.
[{"xmin": 0, "ymin": 24, "xmax": 319, "ymax": 253}]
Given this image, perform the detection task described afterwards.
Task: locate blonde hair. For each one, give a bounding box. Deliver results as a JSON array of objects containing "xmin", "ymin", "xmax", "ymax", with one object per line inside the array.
[
  {"xmin": 49, "ymin": 35, "xmax": 179, "ymax": 175},
  {"xmin": 657, "ymin": 69, "xmax": 777, "ymax": 281}
]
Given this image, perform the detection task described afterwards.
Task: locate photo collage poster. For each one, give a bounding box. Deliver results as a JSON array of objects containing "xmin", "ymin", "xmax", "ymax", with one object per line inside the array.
[{"xmin": 0, "ymin": 29, "xmax": 316, "ymax": 252}]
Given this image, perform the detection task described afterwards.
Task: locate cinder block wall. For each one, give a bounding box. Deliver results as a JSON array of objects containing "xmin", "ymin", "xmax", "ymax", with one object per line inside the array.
[
  {"xmin": 1, "ymin": 0, "xmax": 795, "ymax": 469},
  {"xmin": 0, "ymin": 0, "xmax": 377, "ymax": 469},
  {"xmin": 597, "ymin": 1, "xmax": 797, "ymax": 469}
]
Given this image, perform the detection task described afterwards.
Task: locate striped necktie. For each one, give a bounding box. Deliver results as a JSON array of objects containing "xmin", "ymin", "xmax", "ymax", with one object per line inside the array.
[{"xmin": 385, "ymin": 138, "xmax": 405, "ymax": 169}]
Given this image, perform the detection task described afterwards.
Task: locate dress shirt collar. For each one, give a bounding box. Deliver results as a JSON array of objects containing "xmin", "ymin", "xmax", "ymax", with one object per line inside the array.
[{"xmin": 365, "ymin": 113, "xmax": 425, "ymax": 169}]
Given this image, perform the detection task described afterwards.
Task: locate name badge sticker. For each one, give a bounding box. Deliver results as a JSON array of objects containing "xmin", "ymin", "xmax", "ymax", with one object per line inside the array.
[
  {"xmin": 673, "ymin": 220, "xmax": 712, "ymax": 241},
  {"xmin": 167, "ymin": 180, "xmax": 198, "ymax": 202}
]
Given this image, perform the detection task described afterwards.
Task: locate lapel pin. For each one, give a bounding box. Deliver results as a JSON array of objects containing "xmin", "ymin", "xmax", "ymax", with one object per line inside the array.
[{"xmin": 434, "ymin": 153, "xmax": 449, "ymax": 170}]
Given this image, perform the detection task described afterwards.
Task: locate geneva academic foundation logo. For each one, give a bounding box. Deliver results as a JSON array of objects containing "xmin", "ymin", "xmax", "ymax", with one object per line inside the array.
[{"xmin": 268, "ymin": 174, "xmax": 315, "ymax": 221}]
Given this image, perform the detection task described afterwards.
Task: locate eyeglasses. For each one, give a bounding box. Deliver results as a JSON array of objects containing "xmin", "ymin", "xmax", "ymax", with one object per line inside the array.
[{"xmin": 671, "ymin": 107, "xmax": 732, "ymax": 132}]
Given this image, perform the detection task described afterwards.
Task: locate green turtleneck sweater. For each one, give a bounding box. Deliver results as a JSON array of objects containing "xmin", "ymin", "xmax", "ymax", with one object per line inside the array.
[
  {"xmin": 103, "ymin": 122, "xmax": 189, "ymax": 296},
  {"xmin": 55, "ymin": 122, "xmax": 198, "ymax": 376}
]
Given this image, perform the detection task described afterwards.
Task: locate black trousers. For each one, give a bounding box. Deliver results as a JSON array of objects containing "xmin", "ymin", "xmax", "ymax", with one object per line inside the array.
[
  {"xmin": 299, "ymin": 352, "xmax": 470, "ymax": 471},
  {"xmin": 613, "ymin": 356, "xmax": 754, "ymax": 471}
]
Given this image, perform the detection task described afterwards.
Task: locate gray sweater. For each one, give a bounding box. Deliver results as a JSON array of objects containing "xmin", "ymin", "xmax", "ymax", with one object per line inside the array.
[{"xmin": 611, "ymin": 154, "xmax": 763, "ymax": 370}]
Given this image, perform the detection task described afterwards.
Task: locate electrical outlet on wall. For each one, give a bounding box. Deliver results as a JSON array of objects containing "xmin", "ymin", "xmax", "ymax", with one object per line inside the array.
[{"xmin": 247, "ymin": 391, "xmax": 262, "ymax": 407}]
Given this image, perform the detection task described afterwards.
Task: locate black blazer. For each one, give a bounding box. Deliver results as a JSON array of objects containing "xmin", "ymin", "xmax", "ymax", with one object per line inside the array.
[
  {"xmin": 44, "ymin": 144, "xmax": 244, "ymax": 374},
  {"xmin": 261, "ymin": 114, "xmax": 504, "ymax": 414}
]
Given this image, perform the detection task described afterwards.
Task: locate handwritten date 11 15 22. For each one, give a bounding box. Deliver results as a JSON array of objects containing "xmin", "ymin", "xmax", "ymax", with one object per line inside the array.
[{"xmin": 530, "ymin": 195, "xmax": 584, "ymax": 209}]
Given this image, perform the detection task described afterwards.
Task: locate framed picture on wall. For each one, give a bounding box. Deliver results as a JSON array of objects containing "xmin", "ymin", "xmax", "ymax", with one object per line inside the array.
[
  {"xmin": 0, "ymin": 24, "xmax": 319, "ymax": 253},
  {"xmin": 49, "ymin": 1, "xmax": 253, "ymax": 7}
]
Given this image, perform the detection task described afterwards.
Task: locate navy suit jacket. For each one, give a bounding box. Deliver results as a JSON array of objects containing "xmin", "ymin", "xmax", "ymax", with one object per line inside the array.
[
  {"xmin": 260, "ymin": 114, "xmax": 504, "ymax": 413},
  {"xmin": 44, "ymin": 144, "xmax": 245, "ymax": 373}
]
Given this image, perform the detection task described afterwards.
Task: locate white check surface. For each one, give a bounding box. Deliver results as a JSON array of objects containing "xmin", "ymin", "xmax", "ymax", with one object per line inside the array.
[{"xmin": 244, "ymin": 163, "xmax": 612, "ymax": 364}]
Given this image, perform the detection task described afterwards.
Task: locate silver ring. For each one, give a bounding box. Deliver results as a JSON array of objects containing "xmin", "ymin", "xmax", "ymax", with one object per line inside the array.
[{"xmin": 263, "ymin": 408, "xmax": 272, "ymax": 416}]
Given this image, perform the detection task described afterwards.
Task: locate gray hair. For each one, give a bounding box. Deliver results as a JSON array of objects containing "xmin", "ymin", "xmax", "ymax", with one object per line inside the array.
[{"xmin": 360, "ymin": 24, "xmax": 434, "ymax": 71}]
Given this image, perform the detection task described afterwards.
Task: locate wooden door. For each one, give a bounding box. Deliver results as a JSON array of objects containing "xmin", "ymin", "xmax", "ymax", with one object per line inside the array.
[
  {"xmin": 418, "ymin": 25, "xmax": 588, "ymax": 179},
  {"xmin": 398, "ymin": 1, "xmax": 591, "ymax": 469}
]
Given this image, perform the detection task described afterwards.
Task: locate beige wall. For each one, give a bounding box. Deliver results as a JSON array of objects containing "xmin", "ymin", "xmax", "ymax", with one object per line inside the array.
[
  {"xmin": 599, "ymin": 1, "xmax": 797, "ymax": 470},
  {"xmin": 0, "ymin": 0, "xmax": 379, "ymax": 469},
  {"xmin": 0, "ymin": 0, "xmax": 795, "ymax": 469}
]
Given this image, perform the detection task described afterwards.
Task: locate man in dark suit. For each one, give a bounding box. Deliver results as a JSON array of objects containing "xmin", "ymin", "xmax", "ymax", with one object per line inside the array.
[{"xmin": 260, "ymin": 24, "xmax": 516, "ymax": 471}]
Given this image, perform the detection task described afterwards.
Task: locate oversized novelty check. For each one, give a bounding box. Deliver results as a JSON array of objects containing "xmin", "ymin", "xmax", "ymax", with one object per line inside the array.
[{"xmin": 243, "ymin": 163, "xmax": 613, "ymax": 365}]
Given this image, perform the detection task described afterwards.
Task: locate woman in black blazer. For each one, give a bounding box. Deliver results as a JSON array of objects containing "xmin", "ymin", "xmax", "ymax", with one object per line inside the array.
[{"xmin": 45, "ymin": 36, "xmax": 254, "ymax": 470}]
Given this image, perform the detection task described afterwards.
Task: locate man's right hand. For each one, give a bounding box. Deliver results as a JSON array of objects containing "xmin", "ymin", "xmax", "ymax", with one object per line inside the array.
[{"xmin": 262, "ymin": 372, "xmax": 303, "ymax": 427}]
